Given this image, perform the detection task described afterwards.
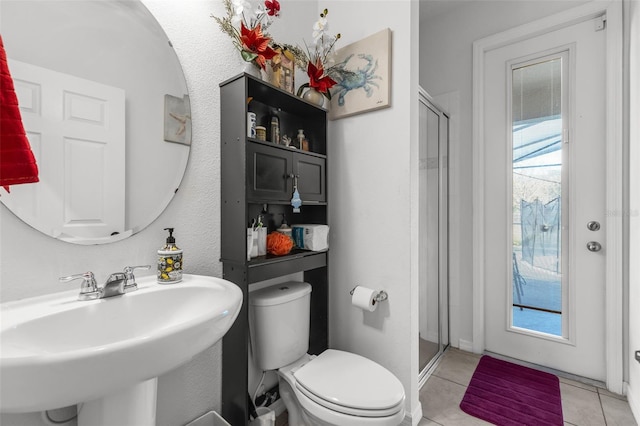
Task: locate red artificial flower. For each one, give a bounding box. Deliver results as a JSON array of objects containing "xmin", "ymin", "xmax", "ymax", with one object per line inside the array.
[
  {"xmin": 265, "ymin": 0, "xmax": 280, "ymax": 17},
  {"xmin": 240, "ymin": 22, "xmax": 278, "ymax": 70},
  {"xmin": 307, "ymin": 60, "xmax": 337, "ymax": 94}
]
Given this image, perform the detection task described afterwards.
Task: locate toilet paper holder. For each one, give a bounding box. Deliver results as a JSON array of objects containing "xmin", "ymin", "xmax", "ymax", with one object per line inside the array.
[{"xmin": 350, "ymin": 286, "xmax": 388, "ymax": 302}]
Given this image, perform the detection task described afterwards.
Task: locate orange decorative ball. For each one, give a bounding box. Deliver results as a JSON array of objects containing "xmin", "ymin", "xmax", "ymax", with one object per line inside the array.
[{"xmin": 266, "ymin": 231, "xmax": 294, "ymax": 255}]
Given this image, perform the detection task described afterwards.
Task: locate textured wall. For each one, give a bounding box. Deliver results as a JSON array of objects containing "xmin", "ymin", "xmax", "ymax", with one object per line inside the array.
[
  {"xmin": 1, "ymin": 0, "xmax": 240, "ymax": 424},
  {"xmin": 0, "ymin": 0, "xmax": 321, "ymax": 424}
]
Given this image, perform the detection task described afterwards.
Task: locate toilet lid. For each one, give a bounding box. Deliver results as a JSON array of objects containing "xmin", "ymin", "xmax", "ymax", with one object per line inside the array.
[{"xmin": 293, "ymin": 349, "xmax": 405, "ymax": 412}]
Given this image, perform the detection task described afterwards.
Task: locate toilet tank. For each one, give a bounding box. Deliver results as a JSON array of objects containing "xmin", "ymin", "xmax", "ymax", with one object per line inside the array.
[{"xmin": 249, "ymin": 282, "xmax": 312, "ymax": 371}]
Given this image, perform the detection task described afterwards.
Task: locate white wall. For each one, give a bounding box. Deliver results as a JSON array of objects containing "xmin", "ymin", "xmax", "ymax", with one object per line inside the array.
[
  {"xmin": 325, "ymin": 1, "xmax": 421, "ymax": 423},
  {"xmin": 627, "ymin": 0, "xmax": 640, "ymax": 420},
  {"xmin": 419, "ymin": 0, "xmax": 588, "ymax": 350},
  {"xmin": 0, "ymin": 0, "xmax": 313, "ymax": 425}
]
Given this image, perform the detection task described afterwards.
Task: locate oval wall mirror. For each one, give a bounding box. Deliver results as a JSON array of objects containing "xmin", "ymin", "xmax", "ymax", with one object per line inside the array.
[{"xmin": 0, "ymin": 0, "xmax": 191, "ymax": 244}]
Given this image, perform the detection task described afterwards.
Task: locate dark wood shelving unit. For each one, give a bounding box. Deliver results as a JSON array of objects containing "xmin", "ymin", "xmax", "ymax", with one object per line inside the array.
[{"xmin": 220, "ymin": 74, "xmax": 329, "ymax": 426}]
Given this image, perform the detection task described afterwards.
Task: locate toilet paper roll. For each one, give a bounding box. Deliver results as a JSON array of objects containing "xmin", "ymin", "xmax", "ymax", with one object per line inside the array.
[{"xmin": 351, "ymin": 286, "xmax": 378, "ymax": 312}]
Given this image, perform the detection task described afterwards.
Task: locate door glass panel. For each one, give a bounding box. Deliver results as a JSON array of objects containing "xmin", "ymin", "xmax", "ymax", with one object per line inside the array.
[{"xmin": 511, "ymin": 57, "xmax": 564, "ymax": 336}]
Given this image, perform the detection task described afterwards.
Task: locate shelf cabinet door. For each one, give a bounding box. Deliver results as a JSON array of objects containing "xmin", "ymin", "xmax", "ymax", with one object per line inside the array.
[
  {"xmin": 247, "ymin": 142, "xmax": 326, "ymax": 203},
  {"xmin": 294, "ymin": 153, "xmax": 326, "ymax": 203},
  {"xmin": 247, "ymin": 142, "xmax": 292, "ymax": 202}
]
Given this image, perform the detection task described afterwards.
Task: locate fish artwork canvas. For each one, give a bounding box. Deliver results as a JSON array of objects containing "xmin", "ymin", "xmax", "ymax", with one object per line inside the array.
[{"xmin": 329, "ymin": 28, "xmax": 391, "ymax": 120}]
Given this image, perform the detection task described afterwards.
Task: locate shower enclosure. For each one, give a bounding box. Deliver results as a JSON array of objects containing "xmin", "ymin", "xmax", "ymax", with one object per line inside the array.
[{"xmin": 418, "ymin": 89, "xmax": 449, "ymax": 385}]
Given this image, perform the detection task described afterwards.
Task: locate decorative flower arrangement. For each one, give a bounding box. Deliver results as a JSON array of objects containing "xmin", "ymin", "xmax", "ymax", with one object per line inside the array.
[
  {"xmin": 212, "ymin": 0, "xmax": 281, "ymax": 70},
  {"xmin": 286, "ymin": 9, "xmax": 343, "ymax": 100}
]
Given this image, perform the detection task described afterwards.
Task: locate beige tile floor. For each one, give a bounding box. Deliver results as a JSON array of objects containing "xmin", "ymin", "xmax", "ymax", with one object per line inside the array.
[{"xmin": 419, "ymin": 348, "xmax": 638, "ymax": 426}]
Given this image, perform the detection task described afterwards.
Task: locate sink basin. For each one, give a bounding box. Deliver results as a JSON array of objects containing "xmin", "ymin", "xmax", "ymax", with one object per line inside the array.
[{"xmin": 0, "ymin": 274, "xmax": 242, "ymax": 414}]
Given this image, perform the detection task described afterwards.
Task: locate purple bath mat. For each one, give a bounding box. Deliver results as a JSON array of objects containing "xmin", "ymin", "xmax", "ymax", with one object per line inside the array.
[{"xmin": 460, "ymin": 355, "xmax": 563, "ymax": 425}]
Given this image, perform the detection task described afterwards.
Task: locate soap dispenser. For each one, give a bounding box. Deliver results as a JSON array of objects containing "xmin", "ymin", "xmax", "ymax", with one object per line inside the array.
[{"xmin": 158, "ymin": 227, "xmax": 183, "ymax": 284}]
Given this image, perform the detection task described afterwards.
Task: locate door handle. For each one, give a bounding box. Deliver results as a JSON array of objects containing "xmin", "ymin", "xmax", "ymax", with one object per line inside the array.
[
  {"xmin": 587, "ymin": 221, "xmax": 600, "ymax": 231},
  {"xmin": 586, "ymin": 241, "xmax": 602, "ymax": 252}
]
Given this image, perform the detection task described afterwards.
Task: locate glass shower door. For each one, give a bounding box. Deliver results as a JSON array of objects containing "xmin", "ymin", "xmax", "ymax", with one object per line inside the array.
[{"xmin": 418, "ymin": 91, "xmax": 449, "ymax": 382}]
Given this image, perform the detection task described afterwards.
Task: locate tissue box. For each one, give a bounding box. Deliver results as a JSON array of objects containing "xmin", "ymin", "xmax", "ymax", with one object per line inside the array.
[{"xmin": 291, "ymin": 224, "xmax": 329, "ymax": 251}]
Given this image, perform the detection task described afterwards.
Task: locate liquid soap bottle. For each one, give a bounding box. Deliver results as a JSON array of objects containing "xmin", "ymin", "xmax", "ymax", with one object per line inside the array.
[{"xmin": 158, "ymin": 227, "xmax": 183, "ymax": 284}]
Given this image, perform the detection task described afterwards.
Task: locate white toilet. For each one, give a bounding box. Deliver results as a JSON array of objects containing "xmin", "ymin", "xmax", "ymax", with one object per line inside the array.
[{"xmin": 249, "ymin": 282, "xmax": 405, "ymax": 426}]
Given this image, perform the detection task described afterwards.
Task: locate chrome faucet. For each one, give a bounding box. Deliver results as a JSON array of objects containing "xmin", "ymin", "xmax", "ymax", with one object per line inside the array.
[
  {"xmin": 101, "ymin": 272, "xmax": 127, "ymax": 298},
  {"xmin": 59, "ymin": 271, "xmax": 100, "ymax": 301},
  {"xmin": 60, "ymin": 265, "xmax": 151, "ymax": 301},
  {"xmin": 123, "ymin": 265, "xmax": 151, "ymax": 293}
]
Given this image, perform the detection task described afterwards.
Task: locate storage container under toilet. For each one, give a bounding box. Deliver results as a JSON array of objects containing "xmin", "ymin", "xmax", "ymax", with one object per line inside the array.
[{"xmin": 249, "ymin": 282, "xmax": 406, "ymax": 426}]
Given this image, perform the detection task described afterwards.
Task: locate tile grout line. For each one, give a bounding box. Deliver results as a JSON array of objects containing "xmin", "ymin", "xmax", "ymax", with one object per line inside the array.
[
  {"xmin": 597, "ymin": 390, "xmax": 609, "ymax": 426},
  {"xmin": 423, "ymin": 415, "xmax": 445, "ymax": 426},
  {"xmin": 561, "ymin": 379, "xmax": 599, "ymax": 393},
  {"xmin": 432, "ymin": 371, "xmax": 473, "ymax": 389}
]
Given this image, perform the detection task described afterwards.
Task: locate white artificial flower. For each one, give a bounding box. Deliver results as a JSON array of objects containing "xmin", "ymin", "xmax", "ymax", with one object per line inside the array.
[
  {"xmin": 253, "ymin": 3, "xmax": 273, "ymax": 28},
  {"xmin": 323, "ymin": 36, "xmax": 335, "ymax": 51},
  {"xmin": 232, "ymin": 0, "xmax": 248, "ymax": 13},
  {"xmin": 231, "ymin": 0, "xmax": 249, "ymax": 26},
  {"xmin": 254, "ymin": 3, "xmax": 266, "ymax": 18},
  {"xmin": 312, "ymin": 16, "xmax": 328, "ymax": 43}
]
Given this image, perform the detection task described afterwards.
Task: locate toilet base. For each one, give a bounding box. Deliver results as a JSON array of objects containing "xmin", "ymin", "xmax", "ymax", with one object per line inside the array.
[{"xmin": 277, "ymin": 374, "xmax": 317, "ymax": 426}]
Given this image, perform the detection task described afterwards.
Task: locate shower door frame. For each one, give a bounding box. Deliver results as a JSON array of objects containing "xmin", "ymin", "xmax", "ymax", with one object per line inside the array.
[{"xmin": 418, "ymin": 89, "xmax": 450, "ymax": 386}]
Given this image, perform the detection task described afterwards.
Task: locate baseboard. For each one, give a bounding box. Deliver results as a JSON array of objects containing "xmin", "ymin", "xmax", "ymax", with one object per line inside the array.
[
  {"xmin": 401, "ymin": 401, "xmax": 423, "ymax": 426},
  {"xmin": 627, "ymin": 382, "xmax": 640, "ymax": 425},
  {"xmin": 458, "ymin": 338, "xmax": 474, "ymax": 353}
]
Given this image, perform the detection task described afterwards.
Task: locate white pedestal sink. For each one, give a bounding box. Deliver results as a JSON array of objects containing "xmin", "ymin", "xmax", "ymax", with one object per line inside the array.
[{"xmin": 0, "ymin": 274, "xmax": 242, "ymax": 425}]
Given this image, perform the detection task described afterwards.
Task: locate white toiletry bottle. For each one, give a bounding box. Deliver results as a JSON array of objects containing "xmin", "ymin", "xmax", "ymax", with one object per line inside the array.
[
  {"xmin": 157, "ymin": 227, "xmax": 183, "ymax": 284},
  {"xmin": 296, "ymin": 129, "xmax": 305, "ymax": 150},
  {"xmin": 270, "ymin": 112, "xmax": 280, "ymax": 144}
]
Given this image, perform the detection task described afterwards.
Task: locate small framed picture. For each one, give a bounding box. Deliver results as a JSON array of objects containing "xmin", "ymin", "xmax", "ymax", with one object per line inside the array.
[
  {"xmin": 267, "ymin": 48, "xmax": 295, "ymax": 94},
  {"xmin": 164, "ymin": 94, "xmax": 191, "ymax": 145},
  {"xmin": 329, "ymin": 28, "xmax": 392, "ymax": 120}
]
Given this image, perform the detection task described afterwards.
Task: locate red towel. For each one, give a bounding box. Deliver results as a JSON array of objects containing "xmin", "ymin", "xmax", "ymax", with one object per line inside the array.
[{"xmin": 0, "ymin": 34, "xmax": 39, "ymax": 193}]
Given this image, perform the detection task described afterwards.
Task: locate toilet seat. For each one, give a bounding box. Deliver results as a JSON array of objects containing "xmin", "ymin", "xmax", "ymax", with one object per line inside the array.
[{"xmin": 292, "ymin": 349, "xmax": 405, "ymax": 418}]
